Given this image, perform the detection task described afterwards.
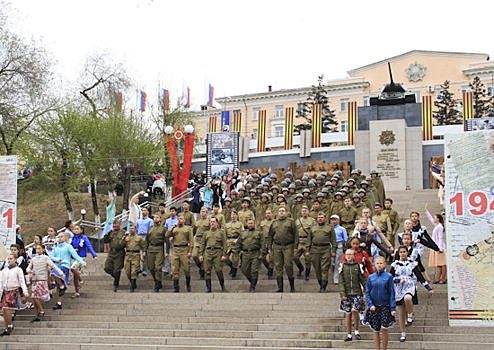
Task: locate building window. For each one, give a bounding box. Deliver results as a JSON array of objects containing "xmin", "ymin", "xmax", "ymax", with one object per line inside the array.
[
  {"xmin": 340, "ymin": 120, "xmax": 348, "ymax": 132},
  {"xmin": 252, "ymin": 129, "xmax": 258, "ymax": 140},
  {"xmin": 275, "ymin": 126, "xmax": 284, "ymax": 137},
  {"xmin": 488, "ymin": 84, "xmax": 493, "ymax": 97},
  {"xmin": 253, "ymin": 107, "xmax": 260, "ymax": 121},
  {"xmin": 275, "ymin": 105, "xmax": 284, "ymax": 118},
  {"xmin": 340, "ymin": 98, "xmax": 349, "ymax": 112},
  {"xmin": 363, "ymin": 96, "xmax": 370, "ymax": 106},
  {"xmin": 297, "ymin": 103, "xmax": 306, "ymax": 116}
]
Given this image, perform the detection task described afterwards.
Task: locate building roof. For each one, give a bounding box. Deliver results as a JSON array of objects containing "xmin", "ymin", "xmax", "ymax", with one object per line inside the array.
[{"xmin": 347, "ymin": 50, "xmax": 489, "ymax": 76}]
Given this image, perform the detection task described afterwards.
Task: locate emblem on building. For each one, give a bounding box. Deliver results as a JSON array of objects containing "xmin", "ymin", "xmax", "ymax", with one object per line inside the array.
[
  {"xmin": 379, "ymin": 130, "xmax": 395, "ymax": 146},
  {"xmin": 406, "ymin": 61, "xmax": 426, "ymax": 82}
]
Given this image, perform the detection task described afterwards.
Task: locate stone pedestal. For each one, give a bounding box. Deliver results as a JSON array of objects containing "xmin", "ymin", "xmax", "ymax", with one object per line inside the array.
[{"xmin": 355, "ymin": 119, "xmax": 422, "ymax": 191}]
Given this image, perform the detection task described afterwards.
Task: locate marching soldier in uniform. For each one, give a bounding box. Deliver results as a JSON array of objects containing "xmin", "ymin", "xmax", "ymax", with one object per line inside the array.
[
  {"xmin": 142, "ymin": 214, "xmax": 167, "ymax": 293},
  {"xmin": 294, "ymin": 206, "xmax": 315, "ymax": 280},
  {"xmin": 192, "ymin": 207, "xmax": 210, "ymax": 280},
  {"xmin": 234, "ymin": 218, "xmax": 265, "ymax": 292},
  {"xmin": 260, "ymin": 208, "xmax": 275, "ymax": 279},
  {"xmin": 230, "ymin": 190, "xmax": 241, "ymax": 212},
  {"xmin": 181, "ymin": 201, "xmax": 195, "ymax": 227},
  {"xmin": 339, "ymin": 198, "xmax": 358, "ymax": 237},
  {"xmin": 306, "ymin": 212, "xmax": 337, "ymax": 293},
  {"xmin": 120, "ymin": 224, "xmax": 146, "ymax": 293},
  {"xmin": 383, "ymin": 198, "xmax": 400, "ymax": 248},
  {"xmin": 103, "ymin": 219, "xmax": 126, "ymax": 292},
  {"xmin": 267, "ymin": 207, "xmax": 299, "ymax": 293},
  {"xmin": 199, "ymin": 217, "xmax": 228, "ymax": 293},
  {"xmin": 238, "ymin": 198, "xmax": 255, "ymax": 229},
  {"xmin": 370, "ymin": 169, "xmax": 386, "ymax": 205},
  {"xmin": 166, "ymin": 213, "xmax": 194, "ymax": 292},
  {"xmin": 222, "ymin": 197, "xmax": 233, "ymax": 224},
  {"xmin": 255, "ymin": 193, "xmax": 271, "ymax": 227},
  {"xmin": 224, "ymin": 210, "xmax": 244, "ymax": 279},
  {"xmin": 352, "ymin": 193, "xmax": 367, "ymax": 218},
  {"xmin": 291, "ymin": 193, "xmax": 305, "ymax": 221},
  {"xmin": 210, "ymin": 203, "xmax": 226, "ymax": 229}
]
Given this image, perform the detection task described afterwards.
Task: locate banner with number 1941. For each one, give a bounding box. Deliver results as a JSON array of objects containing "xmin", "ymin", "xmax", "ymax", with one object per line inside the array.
[{"xmin": 0, "ymin": 156, "xmax": 17, "ymax": 261}]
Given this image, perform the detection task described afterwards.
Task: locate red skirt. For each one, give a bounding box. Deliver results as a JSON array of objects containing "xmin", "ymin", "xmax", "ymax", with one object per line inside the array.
[{"xmin": 1, "ymin": 289, "xmax": 28, "ymax": 310}]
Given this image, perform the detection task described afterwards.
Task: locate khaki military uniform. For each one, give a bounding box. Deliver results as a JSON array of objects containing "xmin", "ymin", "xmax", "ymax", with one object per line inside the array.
[
  {"xmin": 159, "ymin": 211, "xmax": 171, "ymax": 222},
  {"xmin": 233, "ymin": 228, "xmax": 265, "ymax": 280},
  {"xmin": 353, "ymin": 202, "xmax": 367, "ymax": 219},
  {"xmin": 291, "ymin": 201, "xmax": 305, "ymax": 221},
  {"xmin": 199, "ymin": 228, "xmax": 227, "ymax": 279},
  {"xmin": 224, "ymin": 220, "xmax": 244, "ymax": 268},
  {"xmin": 259, "ymin": 218, "xmax": 274, "ymax": 271},
  {"xmin": 373, "ymin": 177, "xmax": 386, "ymax": 205},
  {"xmin": 192, "ymin": 217, "xmax": 210, "ymax": 269},
  {"xmin": 222, "ymin": 206, "xmax": 233, "ymax": 224},
  {"xmin": 238, "ymin": 209, "xmax": 255, "ymax": 229},
  {"xmin": 166, "ymin": 224, "xmax": 194, "ymax": 279},
  {"xmin": 182, "ymin": 210, "xmax": 195, "ymax": 227},
  {"xmin": 383, "ymin": 207, "xmax": 400, "ymax": 247},
  {"xmin": 255, "ymin": 201, "xmax": 272, "ymax": 227},
  {"xmin": 294, "ymin": 216, "xmax": 315, "ymax": 269},
  {"xmin": 372, "ymin": 213, "xmax": 394, "ymax": 249},
  {"xmin": 121, "ymin": 233, "xmax": 146, "ymax": 280},
  {"xmin": 103, "ymin": 228, "xmax": 126, "ymax": 281},
  {"xmin": 330, "ymin": 200, "xmax": 344, "ymax": 217},
  {"xmin": 209, "ymin": 212, "xmax": 226, "ymax": 229},
  {"xmin": 144, "ymin": 224, "xmax": 168, "ymax": 282},
  {"xmin": 267, "ymin": 217, "xmax": 299, "ymax": 278},
  {"xmin": 231, "ymin": 197, "xmax": 241, "ymax": 212},
  {"xmin": 307, "ymin": 223, "xmax": 337, "ymax": 282},
  {"xmin": 339, "ymin": 206, "xmax": 358, "ymax": 237}
]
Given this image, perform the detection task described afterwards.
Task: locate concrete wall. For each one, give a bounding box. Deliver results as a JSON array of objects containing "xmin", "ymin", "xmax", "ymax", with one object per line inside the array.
[{"xmin": 358, "ymin": 103, "xmax": 422, "ymax": 130}]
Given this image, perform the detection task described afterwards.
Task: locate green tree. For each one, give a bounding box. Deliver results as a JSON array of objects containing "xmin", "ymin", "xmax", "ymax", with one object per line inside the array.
[
  {"xmin": 294, "ymin": 75, "xmax": 338, "ymax": 135},
  {"xmin": 433, "ymin": 80, "xmax": 461, "ymax": 125},
  {"xmin": 0, "ymin": 2, "xmax": 54, "ymax": 155},
  {"xmin": 469, "ymin": 76, "xmax": 494, "ymax": 118}
]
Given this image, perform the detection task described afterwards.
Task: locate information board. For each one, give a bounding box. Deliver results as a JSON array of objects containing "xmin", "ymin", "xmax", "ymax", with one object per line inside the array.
[{"xmin": 0, "ymin": 156, "xmax": 17, "ymax": 261}]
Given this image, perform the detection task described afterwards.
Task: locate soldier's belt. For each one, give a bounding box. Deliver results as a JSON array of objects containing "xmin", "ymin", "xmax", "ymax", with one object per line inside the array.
[
  {"xmin": 273, "ymin": 242, "xmax": 294, "ymax": 246},
  {"xmin": 206, "ymin": 247, "xmax": 222, "ymax": 250},
  {"xmin": 149, "ymin": 243, "xmax": 163, "ymax": 246},
  {"xmin": 312, "ymin": 243, "xmax": 330, "ymax": 247},
  {"xmin": 227, "ymin": 236, "xmax": 239, "ymax": 239},
  {"xmin": 243, "ymin": 249, "xmax": 259, "ymax": 253},
  {"xmin": 126, "ymin": 250, "xmax": 140, "ymax": 253},
  {"xmin": 195, "ymin": 235, "xmax": 203, "ymax": 239},
  {"xmin": 299, "ymin": 236, "xmax": 308, "ymax": 239},
  {"xmin": 174, "ymin": 245, "xmax": 189, "ymax": 248},
  {"xmin": 110, "ymin": 248, "xmax": 124, "ymax": 253}
]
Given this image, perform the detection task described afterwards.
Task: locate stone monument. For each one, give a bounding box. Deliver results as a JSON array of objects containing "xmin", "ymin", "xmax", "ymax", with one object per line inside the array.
[{"xmin": 355, "ymin": 63, "xmax": 423, "ymax": 191}]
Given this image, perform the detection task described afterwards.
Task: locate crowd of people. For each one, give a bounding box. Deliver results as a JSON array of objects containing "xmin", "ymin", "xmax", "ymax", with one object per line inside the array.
[
  {"xmin": 2, "ymin": 167, "xmax": 447, "ymax": 349},
  {"xmin": 0, "ymin": 220, "xmax": 97, "ymax": 336}
]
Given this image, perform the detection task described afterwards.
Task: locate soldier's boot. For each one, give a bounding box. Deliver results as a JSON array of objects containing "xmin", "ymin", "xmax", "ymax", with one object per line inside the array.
[
  {"xmin": 206, "ymin": 279, "xmax": 212, "ymax": 293},
  {"xmin": 267, "ymin": 268, "xmax": 274, "ymax": 280},
  {"xmin": 247, "ymin": 277, "xmax": 252, "ymax": 283},
  {"xmin": 113, "ymin": 277, "xmax": 119, "ymax": 292},
  {"xmin": 275, "ymin": 277, "xmax": 284, "ymax": 293},
  {"xmin": 130, "ymin": 279, "xmax": 136, "ymax": 293},
  {"xmin": 154, "ymin": 280, "xmax": 160, "ymax": 293},
  {"xmin": 186, "ymin": 277, "xmax": 191, "ymax": 292},
  {"xmin": 295, "ymin": 261, "xmax": 304, "ymax": 277},
  {"xmin": 157, "ymin": 280, "xmax": 163, "ymax": 292},
  {"xmin": 173, "ymin": 279, "xmax": 179, "ymax": 293},
  {"xmin": 231, "ymin": 268, "xmax": 237, "ymax": 280},
  {"xmin": 317, "ymin": 279, "xmax": 322, "ymax": 288},
  {"xmin": 249, "ymin": 278, "xmax": 257, "ymax": 293},
  {"xmin": 225, "ymin": 260, "xmax": 233, "ymax": 275},
  {"xmin": 219, "ymin": 278, "xmax": 226, "ymax": 292},
  {"xmin": 289, "ymin": 277, "xmax": 296, "ymax": 293},
  {"xmin": 199, "ymin": 269, "xmax": 205, "ymax": 280},
  {"xmin": 320, "ymin": 280, "xmax": 328, "ymax": 293},
  {"xmin": 305, "ymin": 268, "xmax": 311, "ymax": 281}
]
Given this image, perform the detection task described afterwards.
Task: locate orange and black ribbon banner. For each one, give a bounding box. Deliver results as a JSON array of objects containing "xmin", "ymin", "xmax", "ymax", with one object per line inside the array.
[
  {"xmin": 347, "ymin": 101, "xmax": 357, "ymax": 145},
  {"xmin": 233, "ymin": 112, "xmax": 242, "ymax": 133},
  {"xmin": 284, "ymin": 107, "xmax": 294, "ymax": 150},
  {"xmin": 257, "ymin": 110, "xmax": 267, "ymax": 152},
  {"xmin": 463, "ymin": 91, "xmax": 473, "ymax": 131},
  {"xmin": 311, "ymin": 104, "xmax": 322, "ymax": 148},
  {"xmin": 208, "ymin": 116, "xmax": 217, "ymax": 133},
  {"xmin": 422, "ymin": 96, "xmax": 433, "ymax": 140}
]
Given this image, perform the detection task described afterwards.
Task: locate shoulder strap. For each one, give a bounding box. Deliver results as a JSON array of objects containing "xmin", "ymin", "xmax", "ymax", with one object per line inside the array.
[{"xmin": 298, "ymin": 218, "xmax": 311, "ymax": 235}]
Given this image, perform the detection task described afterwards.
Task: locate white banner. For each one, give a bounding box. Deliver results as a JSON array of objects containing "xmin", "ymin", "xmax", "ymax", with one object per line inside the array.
[
  {"xmin": 445, "ymin": 131, "xmax": 494, "ymax": 326},
  {"xmin": 0, "ymin": 155, "xmax": 17, "ymax": 261}
]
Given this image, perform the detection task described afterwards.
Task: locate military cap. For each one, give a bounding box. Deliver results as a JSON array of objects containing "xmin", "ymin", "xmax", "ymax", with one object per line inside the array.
[
  {"xmin": 296, "ymin": 193, "xmax": 304, "ymax": 198},
  {"xmin": 295, "ymin": 180, "xmax": 302, "ymax": 185},
  {"xmin": 288, "ymin": 184, "xmax": 296, "ymax": 189},
  {"xmin": 321, "ymin": 172, "xmax": 327, "ymax": 177},
  {"xmin": 249, "ymin": 189, "xmax": 256, "ymax": 193},
  {"xmin": 308, "ymin": 181, "xmax": 316, "ymax": 187},
  {"xmin": 317, "ymin": 211, "xmax": 326, "ymax": 217},
  {"xmin": 280, "ymin": 181, "xmax": 288, "ymax": 188},
  {"xmin": 252, "ymin": 173, "xmax": 260, "ymax": 178},
  {"xmin": 316, "ymin": 175, "xmax": 323, "ymax": 180},
  {"xmin": 366, "ymin": 176, "xmax": 372, "ymax": 181},
  {"xmin": 247, "ymin": 176, "xmax": 254, "ymax": 182},
  {"xmin": 113, "ymin": 218, "xmax": 121, "ymax": 224},
  {"xmin": 282, "ymin": 187, "xmax": 289, "ymax": 192},
  {"xmin": 303, "ymin": 189, "xmax": 310, "ymax": 193},
  {"xmin": 342, "ymin": 182, "xmax": 350, "ymax": 187},
  {"xmin": 336, "ymin": 170, "xmax": 343, "ymax": 176},
  {"xmin": 360, "ymin": 180, "xmax": 368, "ymax": 186},
  {"xmin": 286, "ymin": 171, "xmax": 293, "ymax": 177},
  {"xmin": 270, "ymin": 173, "xmax": 277, "ymax": 178},
  {"xmin": 271, "ymin": 185, "xmax": 279, "ymax": 191},
  {"xmin": 256, "ymin": 184, "xmax": 263, "ymax": 190},
  {"xmin": 335, "ymin": 192, "xmax": 343, "ymax": 196},
  {"xmin": 264, "ymin": 178, "xmax": 271, "ymax": 183},
  {"xmin": 268, "ymin": 192, "xmax": 273, "ymax": 197},
  {"xmin": 341, "ymin": 188, "xmax": 348, "ymax": 193},
  {"xmin": 333, "ymin": 174, "xmax": 340, "ymax": 179},
  {"xmin": 348, "ymin": 178, "xmax": 355, "ymax": 183},
  {"xmin": 177, "ymin": 213, "xmax": 185, "ymax": 218},
  {"xmin": 351, "ymin": 169, "xmax": 359, "ymax": 175},
  {"xmin": 353, "ymin": 193, "xmax": 360, "ymax": 199},
  {"xmin": 261, "ymin": 193, "xmax": 269, "ymax": 198},
  {"xmin": 284, "ymin": 178, "xmax": 291, "ymax": 183},
  {"xmin": 225, "ymin": 197, "xmax": 232, "ymax": 202},
  {"xmin": 370, "ymin": 169, "xmax": 378, "ymax": 175},
  {"xmin": 239, "ymin": 186, "xmax": 246, "ymax": 191},
  {"xmin": 325, "ymin": 181, "xmax": 332, "ymax": 186},
  {"xmin": 358, "ymin": 189, "xmax": 366, "ymax": 194},
  {"xmin": 231, "ymin": 190, "xmax": 238, "ymax": 195},
  {"xmin": 331, "ymin": 177, "xmax": 338, "ymax": 182},
  {"xmin": 356, "ymin": 168, "xmax": 362, "ymax": 174},
  {"xmin": 321, "ymin": 188, "xmax": 329, "ymax": 194},
  {"xmin": 301, "ymin": 205, "xmax": 309, "ymax": 210},
  {"xmin": 242, "ymin": 197, "xmax": 251, "ymax": 203},
  {"xmin": 277, "ymin": 194, "xmax": 285, "ymax": 199},
  {"xmin": 317, "ymin": 192, "xmax": 324, "ymax": 197},
  {"xmin": 245, "ymin": 183, "xmax": 252, "ymax": 189},
  {"xmin": 231, "ymin": 209, "xmax": 238, "ymax": 214}
]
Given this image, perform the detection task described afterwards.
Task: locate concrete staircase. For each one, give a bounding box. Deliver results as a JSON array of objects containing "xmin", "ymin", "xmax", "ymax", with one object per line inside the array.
[{"xmin": 1, "ymin": 190, "xmax": 490, "ymax": 349}]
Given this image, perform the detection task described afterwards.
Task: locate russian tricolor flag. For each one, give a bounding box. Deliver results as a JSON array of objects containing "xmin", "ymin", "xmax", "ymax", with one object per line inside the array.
[
  {"xmin": 207, "ymin": 84, "xmax": 214, "ymax": 107},
  {"xmin": 140, "ymin": 91, "xmax": 146, "ymax": 112},
  {"xmin": 163, "ymin": 89, "xmax": 170, "ymax": 111}
]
